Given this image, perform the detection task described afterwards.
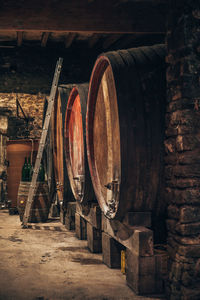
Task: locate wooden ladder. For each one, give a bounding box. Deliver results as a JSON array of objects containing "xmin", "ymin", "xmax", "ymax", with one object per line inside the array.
[{"xmin": 22, "ymin": 57, "xmax": 63, "ymax": 227}]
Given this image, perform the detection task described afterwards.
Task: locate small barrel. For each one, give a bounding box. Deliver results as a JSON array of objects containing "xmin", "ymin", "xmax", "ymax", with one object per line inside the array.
[
  {"xmin": 64, "ymin": 83, "xmax": 95, "ymax": 204},
  {"xmin": 17, "ymin": 181, "xmax": 50, "ymax": 222},
  {"xmin": 53, "ymin": 84, "xmax": 75, "ymax": 207},
  {"xmin": 86, "ymin": 44, "xmax": 166, "ymax": 221}
]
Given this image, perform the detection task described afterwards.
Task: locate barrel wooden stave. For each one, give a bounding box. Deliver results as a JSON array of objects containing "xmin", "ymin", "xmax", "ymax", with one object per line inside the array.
[
  {"xmin": 17, "ymin": 181, "xmax": 50, "ymax": 222},
  {"xmin": 86, "ymin": 44, "xmax": 166, "ymax": 221},
  {"xmin": 64, "ymin": 83, "xmax": 95, "ymax": 205}
]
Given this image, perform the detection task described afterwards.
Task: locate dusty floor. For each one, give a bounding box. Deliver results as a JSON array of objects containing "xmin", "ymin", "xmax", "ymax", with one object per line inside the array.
[{"xmin": 0, "ymin": 210, "xmax": 165, "ymax": 300}]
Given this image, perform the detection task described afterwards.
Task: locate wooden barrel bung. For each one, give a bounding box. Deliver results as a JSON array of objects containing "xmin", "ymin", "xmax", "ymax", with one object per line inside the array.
[
  {"xmin": 64, "ymin": 83, "xmax": 95, "ymax": 206},
  {"xmin": 86, "ymin": 44, "xmax": 166, "ymax": 221},
  {"xmin": 17, "ymin": 181, "xmax": 50, "ymax": 222}
]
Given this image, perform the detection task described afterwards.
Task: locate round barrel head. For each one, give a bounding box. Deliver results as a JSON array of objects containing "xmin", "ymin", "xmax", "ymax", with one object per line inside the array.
[
  {"xmin": 65, "ymin": 88, "xmax": 85, "ymax": 201},
  {"xmin": 87, "ymin": 57, "xmax": 121, "ymax": 219}
]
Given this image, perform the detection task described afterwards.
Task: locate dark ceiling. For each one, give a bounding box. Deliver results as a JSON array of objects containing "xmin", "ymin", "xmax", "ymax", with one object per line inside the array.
[{"xmin": 0, "ymin": 0, "xmax": 168, "ymax": 51}]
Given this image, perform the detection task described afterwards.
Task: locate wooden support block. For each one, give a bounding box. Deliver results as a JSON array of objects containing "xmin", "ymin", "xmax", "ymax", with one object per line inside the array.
[
  {"xmin": 87, "ymin": 222, "xmax": 102, "ymax": 253},
  {"xmin": 102, "ymin": 232, "xmax": 121, "ymax": 268},
  {"xmin": 124, "ymin": 212, "xmax": 151, "ymax": 227},
  {"xmin": 76, "ymin": 202, "xmax": 101, "ymax": 229},
  {"xmin": 65, "ymin": 202, "xmax": 76, "ymax": 231},
  {"xmin": 49, "ymin": 203, "xmax": 59, "ymax": 218},
  {"xmin": 131, "ymin": 228, "xmax": 154, "ymax": 257},
  {"xmin": 126, "ymin": 249, "xmax": 155, "ymax": 295},
  {"xmin": 102, "ymin": 213, "xmax": 154, "ymax": 256},
  {"xmin": 60, "ymin": 208, "xmax": 65, "ymax": 225},
  {"xmin": 9, "ymin": 207, "xmax": 18, "ymax": 215},
  {"xmin": 75, "ymin": 213, "xmax": 87, "ymax": 240},
  {"xmin": 154, "ymin": 248, "xmax": 168, "ymax": 293}
]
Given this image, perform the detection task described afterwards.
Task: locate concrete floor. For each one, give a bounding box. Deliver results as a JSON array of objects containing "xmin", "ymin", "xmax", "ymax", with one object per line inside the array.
[{"xmin": 0, "ymin": 210, "xmax": 165, "ymax": 300}]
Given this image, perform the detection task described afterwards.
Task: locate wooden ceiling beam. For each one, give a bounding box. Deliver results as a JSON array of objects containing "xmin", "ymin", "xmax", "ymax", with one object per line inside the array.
[
  {"xmin": 41, "ymin": 32, "xmax": 50, "ymax": 47},
  {"xmin": 88, "ymin": 33, "xmax": 100, "ymax": 48},
  {"xmin": 65, "ymin": 33, "xmax": 76, "ymax": 48},
  {"xmin": 17, "ymin": 31, "xmax": 23, "ymax": 46},
  {"xmin": 103, "ymin": 35, "xmax": 122, "ymax": 49},
  {"xmin": 0, "ymin": 0, "xmax": 167, "ymax": 34}
]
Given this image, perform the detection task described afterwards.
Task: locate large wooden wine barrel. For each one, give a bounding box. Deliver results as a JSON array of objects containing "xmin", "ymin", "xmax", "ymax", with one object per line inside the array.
[
  {"xmin": 7, "ymin": 140, "xmax": 38, "ymax": 210},
  {"xmin": 86, "ymin": 44, "xmax": 166, "ymax": 221},
  {"xmin": 17, "ymin": 181, "xmax": 50, "ymax": 222},
  {"xmin": 64, "ymin": 83, "xmax": 95, "ymax": 204},
  {"xmin": 53, "ymin": 84, "xmax": 75, "ymax": 208}
]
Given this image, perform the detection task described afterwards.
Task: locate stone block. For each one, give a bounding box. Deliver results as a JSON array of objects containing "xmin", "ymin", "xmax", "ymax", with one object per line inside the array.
[
  {"xmin": 167, "ymin": 205, "xmax": 180, "ymax": 220},
  {"xmin": 176, "ymin": 222, "xmax": 200, "ymax": 236},
  {"xmin": 166, "ymin": 188, "xmax": 200, "ymax": 205},
  {"xmin": 178, "ymin": 245, "xmax": 200, "ymax": 258},
  {"xmin": 176, "ymin": 134, "xmax": 200, "ymax": 152},
  {"xmin": 180, "ymin": 206, "xmax": 200, "ymax": 224}
]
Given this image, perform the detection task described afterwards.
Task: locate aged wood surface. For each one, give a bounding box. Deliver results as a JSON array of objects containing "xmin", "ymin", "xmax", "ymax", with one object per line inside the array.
[
  {"xmin": 87, "ymin": 44, "xmax": 166, "ymax": 222},
  {"xmin": 64, "ymin": 84, "xmax": 95, "ymax": 204},
  {"xmin": 53, "ymin": 85, "xmax": 74, "ymax": 207},
  {"xmin": 0, "ymin": 0, "xmax": 167, "ymax": 33}
]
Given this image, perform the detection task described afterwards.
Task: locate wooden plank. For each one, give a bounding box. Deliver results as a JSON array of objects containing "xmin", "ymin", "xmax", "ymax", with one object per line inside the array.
[
  {"xmin": 65, "ymin": 33, "xmax": 76, "ymax": 48},
  {"xmin": 41, "ymin": 32, "xmax": 50, "ymax": 47},
  {"xmin": 102, "ymin": 34, "xmax": 122, "ymax": 49},
  {"xmin": 0, "ymin": 0, "xmax": 167, "ymax": 33},
  {"xmin": 17, "ymin": 31, "xmax": 23, "ymax": 46},
  {"xmin": 88, "ymin": 33, "xmax": 100, "ymax": 48}
]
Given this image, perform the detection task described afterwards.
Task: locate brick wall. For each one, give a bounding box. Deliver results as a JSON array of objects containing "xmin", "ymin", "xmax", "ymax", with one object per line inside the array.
[{"xmin": 165, "ymin": 1, "xmax": 200, "ymax": 299}]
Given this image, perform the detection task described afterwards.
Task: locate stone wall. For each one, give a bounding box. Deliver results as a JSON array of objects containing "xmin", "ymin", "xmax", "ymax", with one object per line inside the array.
[
  {"xmin": 0, "ymin": 113, "xmax": 8, "ymax": 206},
  {"xmin": 0, "ymin": 93, "xmax": 45, "ymax": 139},
  {"xmin": 165, "ymin": 1, "xmax": 200, "ymax": 299}
]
